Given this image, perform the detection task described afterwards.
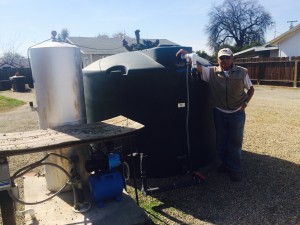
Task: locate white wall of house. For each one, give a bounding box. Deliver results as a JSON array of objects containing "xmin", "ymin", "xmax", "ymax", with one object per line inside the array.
[
  {"xmin": 82, "ymin": 54, "xmax": 93, "ymax": 68},
  {"xmin": 92, "ymin": 54, "xmax": 107, "ymax": 63},
  {"xmin": 277, "ymin": 31, "xmax": 300, "ymax": 57},
  {"xmin": 82, "ymin": 54, "xmax": 110, "ymax": 68}
]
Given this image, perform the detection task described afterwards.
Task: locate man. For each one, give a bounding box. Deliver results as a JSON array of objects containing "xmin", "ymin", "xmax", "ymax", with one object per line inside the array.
[{"xmin": 176, "ymin": 48, "xmax": 254, "ymax": 182}]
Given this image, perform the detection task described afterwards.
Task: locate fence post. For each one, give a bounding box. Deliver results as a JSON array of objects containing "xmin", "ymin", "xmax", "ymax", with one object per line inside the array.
[{"xmin": 293, "ymin": 60, "xmax": 298, "ymax": 88}]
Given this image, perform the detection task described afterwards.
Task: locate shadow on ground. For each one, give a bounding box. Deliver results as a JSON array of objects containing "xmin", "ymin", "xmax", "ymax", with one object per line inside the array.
[{"xmin": 129, "ymin": 151, "xmax": 300, "ymax": 225}]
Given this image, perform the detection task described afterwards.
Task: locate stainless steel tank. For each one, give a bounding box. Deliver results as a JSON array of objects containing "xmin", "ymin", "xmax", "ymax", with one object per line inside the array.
[{"xmin": 29, "ymin": 41, "xmax": 89, "ymax": 191}]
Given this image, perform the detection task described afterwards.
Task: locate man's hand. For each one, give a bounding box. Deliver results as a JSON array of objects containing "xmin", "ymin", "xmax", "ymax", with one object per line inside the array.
[
  {"xmin": 176, "ymin": 49, "xmax": 189, "ymax": 58},
  {"xmin": 240, "ymin": 102, "xmax": 248, "ymax": 111}
]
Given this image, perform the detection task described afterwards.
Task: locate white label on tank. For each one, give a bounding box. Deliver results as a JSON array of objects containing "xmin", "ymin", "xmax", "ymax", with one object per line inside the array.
[{"xmin": 178, "ymin": 103, "xmax": 186, "ymax": 108}]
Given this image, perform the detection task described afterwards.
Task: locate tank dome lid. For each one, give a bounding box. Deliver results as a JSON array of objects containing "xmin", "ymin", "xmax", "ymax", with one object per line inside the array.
[
  {"xmin": 30, "ymin": 41, "xmax": 78, "ymax": 49},
  {"xmin": 31, "ymin": 30, "xmax": 79, "ymax": 49}
]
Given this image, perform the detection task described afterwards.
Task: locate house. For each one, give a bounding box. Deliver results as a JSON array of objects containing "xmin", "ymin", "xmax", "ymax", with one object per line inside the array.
[
  {"xmin": 66, "ymin": 36, "xmax": 179, "ymax": 67},
  {"xmin": 268, "ymin": 23, "xmax": 300, "ymax": 57},
  {"xmin": 233, "ymin": 45, "xmax": 279, "ymax": 58},
  {"xmin": 234, "ymin": 24, "xmax": 300, "ymax": 59}
]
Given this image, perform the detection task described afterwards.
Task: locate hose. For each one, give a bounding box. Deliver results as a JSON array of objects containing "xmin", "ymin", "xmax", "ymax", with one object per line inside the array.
[
  {"xmin": 122, "ymin": 161, "xmax": 130, "ymax": 181},
  {"xmin": 9, "ymin": 153, "xmax": 91, "ymax": 213},
  {"xmin": 8, "ymin": 153, "xmax": 71, "ymax": 205},
  {"xmin": 11, "ymin": 153, "xmax": 69, "ymax": 180},
  {"xmin": 185, "ymin": 62, "xmax": 192, "ymax": 167},
  {"xmin": 71, "ymin": 182, "xmax": 91, "ymax": 213},
  {"xmin": 9, "ymin": 162, "xmax": 70, "ymax": 205}
]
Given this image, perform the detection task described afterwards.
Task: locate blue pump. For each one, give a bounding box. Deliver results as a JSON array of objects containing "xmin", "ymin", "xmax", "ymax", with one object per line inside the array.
[
  {"xmin": 88, "ymin": 152, "xmax": 125, "ymax": 207},
  {"xmin": 89, "ymin": 170, "xmax": 125, "ymax": 208},
  {"xmin": 108, "ymin": 153, "xmax": 121, "ymax": 170}
]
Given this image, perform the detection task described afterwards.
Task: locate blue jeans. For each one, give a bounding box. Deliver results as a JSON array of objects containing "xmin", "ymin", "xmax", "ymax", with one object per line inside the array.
[{"xmin": 213, "ymin": 108, "xmax": 246, "ymax": 172}]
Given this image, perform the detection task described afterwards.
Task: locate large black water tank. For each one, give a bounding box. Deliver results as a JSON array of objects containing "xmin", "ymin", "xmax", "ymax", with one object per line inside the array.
[{"xmin": 83, "ymin": 46, "xmax": 216, "ymax": 177}]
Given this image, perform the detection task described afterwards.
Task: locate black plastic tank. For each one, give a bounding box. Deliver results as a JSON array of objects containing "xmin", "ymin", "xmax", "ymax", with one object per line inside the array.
[
  {"xmin": 9, "ymin": 76, "xmax": 26, "ymax": 92},
  {"xmin": 83, "ymin": 46, "xmax": 216, "ymax": 177}
]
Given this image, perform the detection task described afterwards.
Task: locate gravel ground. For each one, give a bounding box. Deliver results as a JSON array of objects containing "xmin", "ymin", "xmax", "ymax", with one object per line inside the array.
[
  {"xmin": 0, "ymin": 89, "xmax": 42, "ymax": 225},
  {"xmin": 0, "ymin": 85, "xmax": 299, "ymax": 225}
]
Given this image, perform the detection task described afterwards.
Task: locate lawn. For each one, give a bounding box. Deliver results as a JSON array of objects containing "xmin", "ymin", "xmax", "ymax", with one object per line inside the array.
[{"xmin": 0, "ymin": 95, "xmax": 25, "ymax": 112}]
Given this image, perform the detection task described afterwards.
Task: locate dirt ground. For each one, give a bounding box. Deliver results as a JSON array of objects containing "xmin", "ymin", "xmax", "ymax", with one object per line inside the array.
[{"xmin": 0, "ymin": 85, "xmax": 299, "ymax": 225}]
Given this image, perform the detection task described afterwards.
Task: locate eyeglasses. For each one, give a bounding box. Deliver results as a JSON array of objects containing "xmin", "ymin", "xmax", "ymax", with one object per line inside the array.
[{"xmin": 219, "ymin": 56, "xmax": 231, "ymax": 60}]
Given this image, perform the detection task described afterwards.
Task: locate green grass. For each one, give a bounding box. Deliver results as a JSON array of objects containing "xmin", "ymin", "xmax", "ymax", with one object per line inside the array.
[
  {"xmin": 0, "ymin": 95, "xmax": 25, "ymax": 112},
  {"xmin": 127, "ymin": 186, "xmax": 165, "ymax": 224}
]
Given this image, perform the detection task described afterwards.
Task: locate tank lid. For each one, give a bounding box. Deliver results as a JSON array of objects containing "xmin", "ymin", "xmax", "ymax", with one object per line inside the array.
[{"xmin": 31, "ymin": 41, "xmax": 78, "ymax": 49}]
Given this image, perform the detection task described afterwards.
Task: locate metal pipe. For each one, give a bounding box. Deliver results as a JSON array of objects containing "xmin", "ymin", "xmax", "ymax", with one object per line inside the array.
[{"xmin": 143, "ymin": 177, "xmax": 204, "ymax": 196}]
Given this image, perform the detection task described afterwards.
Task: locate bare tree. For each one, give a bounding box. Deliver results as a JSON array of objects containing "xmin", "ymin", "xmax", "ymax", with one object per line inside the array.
[
  {"xmin": 97, "ymin": 33, "xmax": 109, "ymax": 38},
  {"xmin": 206, "ymin": 0, "xmax": 273, "ymax": 51},
  {"xmin": 0, "ymin": 38, "xmax": 24, "ymax": 61},
  {"xmin": 112, "ymin": 32, "xmax": 125, "ymax": 39}
]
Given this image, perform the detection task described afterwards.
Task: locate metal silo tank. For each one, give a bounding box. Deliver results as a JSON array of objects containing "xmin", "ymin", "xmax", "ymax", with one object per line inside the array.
[{"xmin": 29, "ymin": 41, "xmax": 88, "ymax": 192}]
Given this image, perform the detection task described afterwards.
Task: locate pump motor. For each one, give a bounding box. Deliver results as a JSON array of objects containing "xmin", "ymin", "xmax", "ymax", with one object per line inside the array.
[{"xmin": 85, "ymin": 153, "xmax": 121, "ymax": 173}]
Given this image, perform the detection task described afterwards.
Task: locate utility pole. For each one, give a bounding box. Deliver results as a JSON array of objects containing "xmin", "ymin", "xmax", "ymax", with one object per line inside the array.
[
  {"xmin": 271, "ymin": 22, "xmax": 277, "ymax": 38},
  {"xmin": 287, "ymin": 20, "xmax": 298, "ymax": 29}
]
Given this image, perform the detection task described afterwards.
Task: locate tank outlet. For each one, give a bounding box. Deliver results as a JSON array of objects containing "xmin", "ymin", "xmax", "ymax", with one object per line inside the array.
[
  {"xmin": 29, "ymin": 102, "xmax": 37, "ymax": 111},
  {"xmin": 178, "ymin": 103, "xmax": 186, "ymax": 108}
]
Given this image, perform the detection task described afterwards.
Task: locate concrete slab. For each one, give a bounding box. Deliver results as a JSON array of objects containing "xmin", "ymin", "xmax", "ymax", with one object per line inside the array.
[{"xmin": 23, "ymin": 174, "xmax": 151, "ymax": 225}]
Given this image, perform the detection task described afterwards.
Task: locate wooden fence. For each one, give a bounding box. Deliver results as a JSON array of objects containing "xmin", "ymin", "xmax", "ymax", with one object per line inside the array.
[
  {"xmin": 1, "ymin": 57, "xmax": 300, "ymax": 89},
  {"xmin": 0, "ymin": 67, "xmax": 33, "ymax": 90},
  {"xmin": 235, "ymin": 56, "xmax": 300, "ymax": 87}
]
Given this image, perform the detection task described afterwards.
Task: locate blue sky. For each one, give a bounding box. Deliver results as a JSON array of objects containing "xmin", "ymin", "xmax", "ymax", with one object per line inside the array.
[{"xmin": 0, "ymin": 0, "xmax": 299, "ymax": 57}]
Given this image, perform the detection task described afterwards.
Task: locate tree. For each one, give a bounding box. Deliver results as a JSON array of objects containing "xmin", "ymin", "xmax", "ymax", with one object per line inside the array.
[
  {"xmin": 97, "ymin": 32, "xmax": 129, "ymax": 39},
  {"xmin": 2, "ymin": 52, "xmax": 24, "ymax": 61},
  {"xmin": 60, "ymin": 28, "xmax": 69, "ymax": 41},
  {"xmin": 0, "ymin": 40, "xmax": 24, "ymax": 62},
  {"xmin": 112, "ymin": 32, "xmax": 125, "ymax": 39},
  {"xmin": 206, "ymin": 0, "xmax": 273, "ymax": 52},
  {"xmin": 195, "ymin": 50, "xmax": 212, "ymax": 61},
  {"xmin": 97, "ymin": 33, "xmax": 109, "ymax": 38},
  {"xmin": 57, "ymin": 28, "xmax": 69, "ymax": 42},
  {"xmin": 0, "ymin": 35, "xmax": 24, "ymax": 58}
]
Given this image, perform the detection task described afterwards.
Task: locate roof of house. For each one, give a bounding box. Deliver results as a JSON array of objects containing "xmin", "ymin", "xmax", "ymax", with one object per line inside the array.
[
  {"xmin": 268, "ymin": 24, "xmax": 300, "ymax": 45},
  {"xmin": 66, "ymin": 37, "xmax": 179, "ymax": 55},
  {"xmin": 230, "ymin": 24, "xmax": 300, "ymax": 58},
  {"xmin": 233, "ymin": 46, "xmax": 278, "ymax": 58}
]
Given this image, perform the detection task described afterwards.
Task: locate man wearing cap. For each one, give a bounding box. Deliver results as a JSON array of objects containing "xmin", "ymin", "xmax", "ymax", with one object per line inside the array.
[{"xmin": 176, "ymin": 48, "xmax": 254, "ymax": 182}]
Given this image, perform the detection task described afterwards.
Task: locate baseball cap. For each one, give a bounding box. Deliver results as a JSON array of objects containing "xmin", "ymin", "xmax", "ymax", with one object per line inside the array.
[{"xmin": 218, "ymin": 48, "xmax": 233, "ymax": 58}]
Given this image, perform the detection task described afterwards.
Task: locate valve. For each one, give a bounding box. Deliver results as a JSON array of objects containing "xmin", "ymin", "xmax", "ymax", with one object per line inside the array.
[
  {"xmin": 181, "ymin": 53, "xmax": 199, "ymax": 80},
  {"xmin": 29, "ymin": 102, "xmax": 37, "ymax": 111}
]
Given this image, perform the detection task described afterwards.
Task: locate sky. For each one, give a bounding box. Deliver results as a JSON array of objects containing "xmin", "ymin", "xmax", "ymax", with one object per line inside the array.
[{"xmin": 0, "ymin": 0, "xmax": 299, "ymax": 57}]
